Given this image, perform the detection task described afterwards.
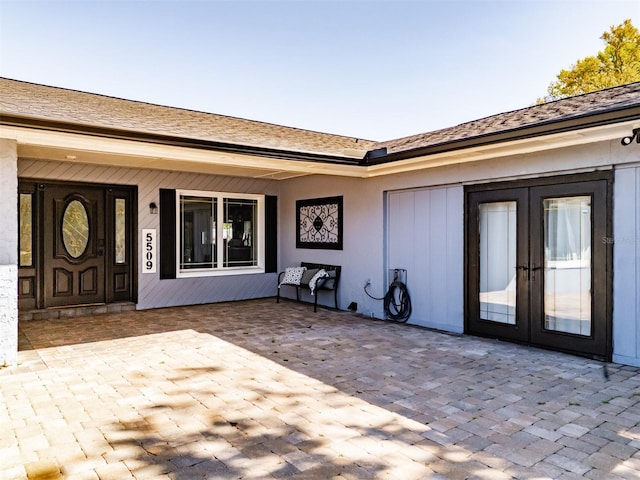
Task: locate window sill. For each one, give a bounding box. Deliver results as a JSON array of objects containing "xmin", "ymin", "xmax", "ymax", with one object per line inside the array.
[{"xmin": 176, "ymin": 266, "xmax": 265, "ymax": 279}]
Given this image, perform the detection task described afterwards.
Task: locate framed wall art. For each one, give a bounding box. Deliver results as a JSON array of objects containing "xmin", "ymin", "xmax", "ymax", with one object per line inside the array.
[{"xmin": 296, "ymin": 196, "xmax": 343, "ymax": 250}]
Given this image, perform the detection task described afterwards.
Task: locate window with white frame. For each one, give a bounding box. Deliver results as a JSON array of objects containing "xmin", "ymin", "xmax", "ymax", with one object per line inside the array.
[{"xmin": 177, "ymin": 190, "xmax": 264, "ymax": 276}]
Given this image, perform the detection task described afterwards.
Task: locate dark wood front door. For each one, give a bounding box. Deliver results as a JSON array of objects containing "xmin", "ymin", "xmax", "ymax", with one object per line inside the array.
[
  {"xmin": 44, "ymin": 185, "xmax": 106, "ymax": 307},
  {"xmin": 18, "ymin": 180, "xmax": 136, "ymax": 310},
  {"xmin": 466, "ymin": 173, "xmax": 612, "ymax": 360}
]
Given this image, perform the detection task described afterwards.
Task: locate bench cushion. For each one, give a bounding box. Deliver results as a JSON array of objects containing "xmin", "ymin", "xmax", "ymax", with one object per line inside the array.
[
  {"xmin": 321, "ymin": 269, "xmax": 337, "ymax": 289},
  {"xmin": 280, "ymin": 266, "xmax": 306, "ymax": 286},
  {"xmin": 308, "ymin": 269, "xmax": 329, "ymax": 294},
  {"xmin": 300, "ymin": 268, "xmax": 320, "ymax": 285}
]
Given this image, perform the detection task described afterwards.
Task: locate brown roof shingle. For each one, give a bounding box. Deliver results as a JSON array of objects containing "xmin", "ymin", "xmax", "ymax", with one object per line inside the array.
[
  {"xmin": 0, "ymin": 78, "xmax": 377, "ymax": 158},
  {"xmin": 376, "ymin": 82, "xmax": 640, "ymax": 155},
  {"xmin": 2, "ymin": 78, "xmax": 639, "ymax": 162}
]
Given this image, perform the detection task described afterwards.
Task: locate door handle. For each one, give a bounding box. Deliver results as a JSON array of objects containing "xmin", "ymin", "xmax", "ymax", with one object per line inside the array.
[
  {"xmin": 531, "ymin": 265, "xmax": 542, "ymax": 280},
  {"xmin": 515, "ymin": 265, "xmax": 529, "ymax": 280}
]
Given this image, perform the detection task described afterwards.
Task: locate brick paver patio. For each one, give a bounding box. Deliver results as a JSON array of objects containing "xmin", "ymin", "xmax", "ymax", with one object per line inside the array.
[{"xmin": 2, "ymin": 299, "xmax": 640, "ymax": 479}]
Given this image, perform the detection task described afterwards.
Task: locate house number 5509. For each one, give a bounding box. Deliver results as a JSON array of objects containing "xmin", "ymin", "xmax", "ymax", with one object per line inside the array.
[{"xmin": 142, "ymin": 229, "xmax": 156, "ymax": 274}]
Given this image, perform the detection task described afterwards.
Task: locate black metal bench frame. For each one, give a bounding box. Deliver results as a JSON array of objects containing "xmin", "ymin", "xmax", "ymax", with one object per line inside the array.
[{"xmin": 276, "ymin": 262, "xmax": 341, "ymax": 312}]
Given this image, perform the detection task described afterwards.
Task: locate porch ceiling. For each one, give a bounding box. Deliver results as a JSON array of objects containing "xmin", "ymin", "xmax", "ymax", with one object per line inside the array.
[{"xmin": 3, "ymin": 118, "xmax": 639, "ymax": 180}]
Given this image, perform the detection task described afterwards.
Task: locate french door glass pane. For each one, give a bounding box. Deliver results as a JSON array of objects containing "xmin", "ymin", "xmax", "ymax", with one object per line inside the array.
[
  {"xmin": 543, "ymin": 196, "xmax": 591, "ymax": 335},
  {"xmin": 479, "ymin": 202, "xmax": 517, "ymax": 324}
]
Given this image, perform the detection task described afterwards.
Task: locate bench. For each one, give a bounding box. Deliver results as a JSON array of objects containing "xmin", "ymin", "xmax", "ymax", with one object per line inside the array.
[{"xmin": 276, "ymin": 262, "xmax": 341, "ymax": 312}]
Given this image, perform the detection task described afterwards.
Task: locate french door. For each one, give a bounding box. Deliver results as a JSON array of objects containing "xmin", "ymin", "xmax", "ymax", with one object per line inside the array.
[{"xmin": 466, "ymin": 173, "xmax": 611, "ymax": 360}]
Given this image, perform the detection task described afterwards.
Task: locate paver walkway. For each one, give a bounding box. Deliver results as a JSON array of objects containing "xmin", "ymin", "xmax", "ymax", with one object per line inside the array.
[{"xmin": 2, "ymin": 299, "xmax": 640, "ymax": 479}]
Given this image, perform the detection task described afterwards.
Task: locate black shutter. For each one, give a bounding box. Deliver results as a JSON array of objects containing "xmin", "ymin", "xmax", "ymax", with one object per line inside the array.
[
  {"xmin": 159, "ymin": 189, "xmax": 176, "ymax": 279},
  {"xmin": 265, "ymin": 195, "xmax": 277, "ymax": 273}
]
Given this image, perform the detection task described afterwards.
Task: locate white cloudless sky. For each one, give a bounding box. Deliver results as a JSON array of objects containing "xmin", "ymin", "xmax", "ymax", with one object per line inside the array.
[{"xmin": 1, "ymin": 0, "xmax": 638, "ymax": 140}]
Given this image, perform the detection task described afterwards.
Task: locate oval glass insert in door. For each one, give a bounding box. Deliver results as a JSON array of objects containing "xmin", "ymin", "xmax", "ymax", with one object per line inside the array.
[
  {"xmin": 543, "ymin": 196, "xmax": 591, "ymax": 335},
  {"xmin": 62, "ymin": 200, "xmax": 90, "ymax": 258}
]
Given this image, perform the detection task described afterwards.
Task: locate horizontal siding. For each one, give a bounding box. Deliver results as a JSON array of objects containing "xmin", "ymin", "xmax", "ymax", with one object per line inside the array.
[{"xmin": 18, "ymin": 159, "xmax": 280, "ymax": 310}]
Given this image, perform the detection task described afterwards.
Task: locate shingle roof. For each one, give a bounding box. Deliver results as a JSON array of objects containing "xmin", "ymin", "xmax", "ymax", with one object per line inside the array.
[
  {"xmin": 376, "ymin": 82, "xmax": 640, "ymax": 155},
  {"xmin": 0, "ymin": 78, "xmax": 377, "ymax": 158},
  {"xmin": 1, "ymin": 78, "xmax": 639, "ymax": 163}
]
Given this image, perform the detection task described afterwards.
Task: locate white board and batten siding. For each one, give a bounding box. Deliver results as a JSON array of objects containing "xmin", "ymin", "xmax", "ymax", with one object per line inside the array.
[
  {"xmin": 386, "ymin": 186, "xmax": 464, "ymax": 333},
  {"xmin": 613, "ymin": 165, "xmax": 640, "ymax": 367}
]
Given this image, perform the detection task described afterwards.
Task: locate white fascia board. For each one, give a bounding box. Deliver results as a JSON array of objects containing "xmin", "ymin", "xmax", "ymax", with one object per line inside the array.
[
  {"xmin": 0, "ymin": 125, "xmax": 368, "ymax": 178},
  {"xmin": 3, "ymin": 119, "xmax": 638, "ymax": 179},
  {"xmin": 364, "ymin": 120, "xmax": 640, "ymax": 178}
]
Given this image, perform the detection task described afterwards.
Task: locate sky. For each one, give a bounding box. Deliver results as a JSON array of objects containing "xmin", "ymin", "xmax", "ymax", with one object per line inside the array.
[{"xmin": 1, "ymin": 1, "xmax": 639, "ymax": 141}]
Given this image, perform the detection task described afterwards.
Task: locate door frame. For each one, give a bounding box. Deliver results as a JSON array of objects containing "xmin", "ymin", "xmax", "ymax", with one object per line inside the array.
[
  {"xmin": 464, "ymin": 171, "xmax": 613, "ymax": 360},
  {"xmin": 17, "ymin": 179, "xmax": 138, "ymax": 310}
]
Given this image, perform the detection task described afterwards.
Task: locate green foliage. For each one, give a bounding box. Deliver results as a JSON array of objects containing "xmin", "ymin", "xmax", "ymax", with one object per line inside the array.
[{"xmin": 539, "ymin": 19, "xmax": 640, "ymax": 102}]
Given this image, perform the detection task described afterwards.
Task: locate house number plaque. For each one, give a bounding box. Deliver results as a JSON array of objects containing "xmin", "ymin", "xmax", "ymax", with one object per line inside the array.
[{"xmin": 142, "ymin": 228, "xmax": 156, "ymax": 273}]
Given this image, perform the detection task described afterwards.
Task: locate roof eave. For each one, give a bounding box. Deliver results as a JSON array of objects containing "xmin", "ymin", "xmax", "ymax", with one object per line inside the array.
[
  {"xmin": 363, "ymin": 104, "xmax": 640, "ymax": 165},
  {"xmin": 0, "ymin": 114, "xmax": 364, "ymax": 165}
]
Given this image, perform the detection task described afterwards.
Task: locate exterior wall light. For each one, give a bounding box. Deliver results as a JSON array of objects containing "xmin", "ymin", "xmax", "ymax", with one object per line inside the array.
[{"xmin": 149, "ymin": 202, "xmax": 158, "ymax": 214}]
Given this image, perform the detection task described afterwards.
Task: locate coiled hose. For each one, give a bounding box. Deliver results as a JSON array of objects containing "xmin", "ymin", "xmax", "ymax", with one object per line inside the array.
[
  {"xmin": 365, "ymin": 280, "xmax": 412, "ymax": 323},
  {"xmin": 383, "ymin": 281, "xmax": 412, "ymax": 323}
]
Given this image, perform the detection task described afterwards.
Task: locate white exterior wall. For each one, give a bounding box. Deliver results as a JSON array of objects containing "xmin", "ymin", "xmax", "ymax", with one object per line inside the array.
[
  {"xmin": 613, "ymin": 164, "xmax": 640, "ymax": 367},
  {"xmin": 18, "ymin": 159, "xmax": 280, "ymax": 310},
  {"xmin": 279, "ymin": 138, "xmax": 640, "ymax": 366},
  {"xmin": 0, "ymin": 139, "xmax": 18, "ymax": 366},
  {"xmin": 280, "ymin": 141, "xmax": 621, "ymax": 329},
  {"xmin": 387, "ymin": 187, "xmax": 464, "ymax": 332},
  {"xmin": 8, "ymin": 134, "xmax": 640, "ymax": 366}
]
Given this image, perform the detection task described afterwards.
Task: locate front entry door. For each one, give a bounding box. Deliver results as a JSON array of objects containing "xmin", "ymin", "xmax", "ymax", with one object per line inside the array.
[
  {"xmin": 18, "ymin": 180, "xmax": 136, "ymax": 310},
  {"xmin": 466, "ymin": 174, "xmax": 611, "ymax": 360},
  {"xmin": 44, "ymin": 185, "xmax": 106, "ymax": 307}
]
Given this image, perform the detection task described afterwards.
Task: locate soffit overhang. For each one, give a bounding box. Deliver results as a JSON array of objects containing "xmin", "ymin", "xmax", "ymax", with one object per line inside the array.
[
  {"xmin": 2, "ymin": 111, "xmax": 639, "ymax": 180},
  {"xmin": 1, "ymin": 124, "xmax": 367, "ymax": 180}
]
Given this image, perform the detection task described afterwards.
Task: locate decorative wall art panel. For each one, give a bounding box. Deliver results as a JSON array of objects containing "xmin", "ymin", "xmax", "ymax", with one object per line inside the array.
[{"xmin": 296, "ymin": 196, "xmax": 343, "ymax": 250}]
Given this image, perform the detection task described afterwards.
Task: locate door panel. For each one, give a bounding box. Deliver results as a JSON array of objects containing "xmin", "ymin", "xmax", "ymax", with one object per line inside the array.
[
  {"xmin": 529, "ymin": 181, "xmax": 608, "ymax": 357},
  {"xmin": 466, "ymin": 174, "xmax": 611, "ymax": 360},
  {"xmin": 44, "ymin": 185, "xmax": 105, "ymax": 307},
  {"xmin": 467, "ymin": 188, "xmax": 529, "ymax": 343}
]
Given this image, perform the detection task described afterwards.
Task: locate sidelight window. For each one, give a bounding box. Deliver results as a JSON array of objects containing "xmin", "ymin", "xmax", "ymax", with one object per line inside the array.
[
  {"xmin": 115, "ymin": 198, "xmax": 127, "ymax": 264},
  {"xmin": 19, "ymin": 193, "xmax": 33, "ymax": 267}
]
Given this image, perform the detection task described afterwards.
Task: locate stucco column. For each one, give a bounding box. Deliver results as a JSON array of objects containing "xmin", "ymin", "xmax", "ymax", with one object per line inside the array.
[{"xmin": 0, "ymin": 139, "xmax": 18, "ymax": 366}]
